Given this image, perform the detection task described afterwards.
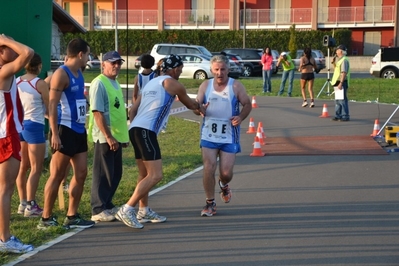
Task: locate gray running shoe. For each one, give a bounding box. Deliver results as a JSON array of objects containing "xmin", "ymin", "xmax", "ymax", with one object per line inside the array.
[
  {"xmin": 91, "ymin": 210, "xmax": 115, "ymax": 222},
  {"xmin": 201, "ymin": 202, "xmax": 217, "ymax": 217},
  {"xmin": 115, "ymin": 206, "xmax": 143, "ymax": 229},
  {"xmin": 0, "ymin": 236, "xmax": 33, "ymax": 253},
  {"xmin": 136, "ymin": 208, "xmax": 167, "ymax": 223},
  {"xmin": 63, "ymin": 214, "xmax": 95, "ymax": 229},
  {"xmin": 17, "ymin": 203, "xmax": 26, "ymax": 215},
  {"xmin": 37, "ymin": 216, "xmax": 60, "ymax": 230}
]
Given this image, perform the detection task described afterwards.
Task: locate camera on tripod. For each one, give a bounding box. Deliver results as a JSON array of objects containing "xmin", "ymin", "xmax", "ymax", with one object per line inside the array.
[{"xmin": 323, "ymin": 35, "xmax": 336, "ymax": 48}]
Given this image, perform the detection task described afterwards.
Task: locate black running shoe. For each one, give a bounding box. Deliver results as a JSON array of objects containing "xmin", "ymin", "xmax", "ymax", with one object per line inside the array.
[{"xmin": 63, "ymin": 214, "xmax": 95, "ymax": 229}]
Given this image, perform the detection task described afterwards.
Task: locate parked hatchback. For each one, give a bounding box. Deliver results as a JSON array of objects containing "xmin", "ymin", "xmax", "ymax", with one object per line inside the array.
[{"xmin": 178, "ymin": 54, "xmax": 214, "ymax": 79}]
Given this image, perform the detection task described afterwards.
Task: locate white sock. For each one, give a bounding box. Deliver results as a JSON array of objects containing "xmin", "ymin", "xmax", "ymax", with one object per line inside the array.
[
  {"xmin": 123, "ymin": 204, "xmax": 135, "ymax": 212},
  {"xmin": 219, "ymin": 180, "xmax": 227, "ymax": 188},
  {"xmin": 139, "ymin": 207, "xmax": 149, "ymax": 214}
]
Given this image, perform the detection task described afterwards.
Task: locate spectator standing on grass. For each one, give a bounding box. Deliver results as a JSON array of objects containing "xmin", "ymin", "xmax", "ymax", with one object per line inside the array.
[
  {"xmin": 194, "ymin": 54, "xmax": 252, "ymax": 217},
  {"xmin": 261, "ymin": 47, "xmax": 273, "ymax": 93},
  {"xmin": 132, "ymin": 54, "xmax": 156, "ymax": 104},
  {"xmin": 15, "ymin": 53, "xmax": 49, "ymax": 218},
  {"xmin": 38, "ymin": 38, "xmax": 95, "ymax": 230},
  {"xmin": 88, "ymin": 51, "xmax": 129, "ymax": 222},
  {"xmin": 0, "ymin": 34, "xmax": 34, "ymax": 253},
  {"xmin": 299, "ymin": 47, "xmax": 318, "ymax": 108},
  {"xmin": 331, "ymin": 44, "xmax": 350, "ymax": 122},
  {"xmin": 115, "ymin": 54, "xmax": 206, "ymax": 229},
  {"xmin": 277, "ymin": 52, "xmax": 295, "ymax": 97}
]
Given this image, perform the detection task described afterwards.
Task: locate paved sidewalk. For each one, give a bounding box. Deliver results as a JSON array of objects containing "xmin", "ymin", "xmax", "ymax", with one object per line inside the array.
[{"xmin": 11, "ymin": 96, "xmax": 399, "ymax": 266}]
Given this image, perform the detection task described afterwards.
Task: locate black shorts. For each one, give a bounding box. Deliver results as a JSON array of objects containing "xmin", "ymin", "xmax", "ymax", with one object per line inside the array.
[
  {"xmin": 51, "ymin": 125, "xmax": 88, "ymax": 157},
  {"xmin": 301, "ymin": 72, "xmax": 315, "ymax": 81},
  {"xmin": 129, "ymin": 127, "xmax": 161, "ymax": 161}
]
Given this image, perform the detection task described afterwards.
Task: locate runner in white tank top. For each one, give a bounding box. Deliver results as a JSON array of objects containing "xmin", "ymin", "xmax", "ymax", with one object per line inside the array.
[
  {"xmin": 117, "ymin": 54, "xmax": 206, "ymax": 229},
  {"xmin": 194, "ymin": 54, "xmax": 252, "ymax": 217},
  {"xmin": 16, "ymin": 76, "xmax": 46, "ymax": 124}
]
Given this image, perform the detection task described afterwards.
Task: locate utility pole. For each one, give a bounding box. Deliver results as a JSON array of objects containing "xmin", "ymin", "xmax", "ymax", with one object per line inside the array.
[
  {"xmin": 243, "ymin": 0, "xmax": 246, "ymax": 48},
  {"xmin": 115, "ymin": 0, "xmax": 118, "ymax": 51}
]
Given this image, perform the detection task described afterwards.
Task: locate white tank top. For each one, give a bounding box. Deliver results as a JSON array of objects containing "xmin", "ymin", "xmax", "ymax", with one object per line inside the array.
[
  {"xmin": 16, "ymin": 76, "xmax": 45, "ymax": 124},
  {"xmin": 200, "ymin": 78, "xmax": 240, "ymax": 144},
  {"xmin": 129, "ymin": 75, "xmax": 175, "ymax": 134}
]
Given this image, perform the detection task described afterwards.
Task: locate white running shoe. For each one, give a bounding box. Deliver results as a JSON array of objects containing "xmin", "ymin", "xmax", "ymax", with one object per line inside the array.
[
  {"xmin": 136, "ymin": 208, "xmax": 167, "ymax": 223},
  {"xmin": 115, "ymin": 206, "xmax": 143, "ymax": 229},
  {"xmin": 0, "ymin": 236, "xmax": 33, "ymax": 253},
  {"xmin": 91, "ymin": 210, "xmax": 115, "ymax": 222}
]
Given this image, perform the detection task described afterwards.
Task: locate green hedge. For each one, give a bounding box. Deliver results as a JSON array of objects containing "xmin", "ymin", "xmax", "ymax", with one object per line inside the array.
[{"xmin": 63, "ymin": 28, "xmax": 351, "ymax": 57}]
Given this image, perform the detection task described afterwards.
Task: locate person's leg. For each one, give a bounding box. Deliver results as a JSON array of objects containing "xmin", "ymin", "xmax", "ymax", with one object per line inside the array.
[
  {"xmin": 266, "ymin": 70, "xmax": 272, "ymax": 92},
  {"xmin": 137, "ymin": 159, "xmax": 148, "ymax": 209},
  {"xmin": 126, "ymin": 159, "xmax": 163, "ymax": 207},
  {"xmin": 91, "ymin": 142, "xmax": 112, "ymax": 215},
  {"xmin": 218, "ymin": 151, "xmax": 236, "ymax": 203},
  {"xmin": 308, "ymin": 79, "xmax": 315, "ymax": 107},
  {"xmin": 108, "ymin": 145, "xmax": 122, "ymax": 208},
  {"xmin": 262, "ymin": 70, "xmax": 267, "ymax": 92},
  {"xmin": 202, "ymin": 147, "xmax": 219, "ymax": 200},
  {"xmin": 300, "ymin": 78, "xmax": 307, "ymax": 105},
  {"xmin": 42, "ymin": 152, "xmax": 71, "ymax": 219},
  {"xmin": 24, "ymin": 142, "xmax": 45, "ymax": 216},
  {"xmin": 278, "ymin": 71, "xmax": 288, "ymax": 95},
  {"xmin": 15, "ymin": 141, "xmax": 28, "ymax": 212},
  {"xmin": 288, "ymin": 69, "xmax": 294, "ymax": 96},
  {"xmin": 334, "ymin": 100, "xmax": 342, "ymax": 119},
  {"xmin": 0, "ymin": 157, "xmax": 20, "ymax": 242},
  {"xmin": 67, "ymin": 151, "xmax": 88, "ymax": 216},
  {"xmin": 26, "ymin": 143, "xmax": 45, "ymax": 201}
]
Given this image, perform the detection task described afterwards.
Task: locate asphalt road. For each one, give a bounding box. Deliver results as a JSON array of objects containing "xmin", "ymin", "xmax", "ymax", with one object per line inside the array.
[{"xmin": 9, "ymin": 96, "xmax": 399, "ymax": 266}]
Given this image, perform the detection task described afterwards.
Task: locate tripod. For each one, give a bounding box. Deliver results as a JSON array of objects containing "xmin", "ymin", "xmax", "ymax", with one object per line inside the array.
[
  {"xmin": 376, "ymin": 105, "xmax": 399, "ymax": 136},
  {"xmin": 316, "ymin": 47, "xmax": 334, "ymax": 98}
]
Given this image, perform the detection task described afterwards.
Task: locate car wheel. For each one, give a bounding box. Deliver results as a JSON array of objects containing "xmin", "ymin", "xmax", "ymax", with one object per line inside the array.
[
  {"xmin": 194, "ymin": 70, "xmax": 207, "ymax": 80},
  {"xmin": 381, "ymin": 68, "xmax": 397, "ymax": 79},
  {"xmin": 242, "ymin": 65, "xmax": 253, "ymax": 77},
  {"xmin": 86, "ymin": 64, "xmax": 91, "ymax": 70}
]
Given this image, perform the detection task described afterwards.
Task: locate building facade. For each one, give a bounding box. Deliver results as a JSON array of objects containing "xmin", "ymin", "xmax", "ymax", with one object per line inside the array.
[{"xmin": 55, "ymin": 0, "xmax": 399, "ymax": 55}]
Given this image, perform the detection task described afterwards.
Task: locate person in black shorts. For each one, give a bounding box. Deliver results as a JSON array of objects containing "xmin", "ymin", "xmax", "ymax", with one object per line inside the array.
[{"xmin": 298, "ymin": 47, "xmax": 318, "ymax": 108}]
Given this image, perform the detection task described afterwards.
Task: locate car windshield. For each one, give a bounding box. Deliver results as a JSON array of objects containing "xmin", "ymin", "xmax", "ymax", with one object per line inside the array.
[{"xmin": 198, "ymin": 47, "xmax": 213, "ymax": 57}]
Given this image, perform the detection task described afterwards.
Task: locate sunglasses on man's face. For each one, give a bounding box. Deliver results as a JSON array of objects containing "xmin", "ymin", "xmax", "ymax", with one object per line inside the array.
[{"xmin": 109, "ymin": 60, "xmax": 123, "ymax": 65}]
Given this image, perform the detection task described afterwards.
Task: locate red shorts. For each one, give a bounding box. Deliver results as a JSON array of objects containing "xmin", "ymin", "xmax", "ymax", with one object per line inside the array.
[{"xmin": 0, "ymin": 134, "xmax": 21, "ymax": 163}]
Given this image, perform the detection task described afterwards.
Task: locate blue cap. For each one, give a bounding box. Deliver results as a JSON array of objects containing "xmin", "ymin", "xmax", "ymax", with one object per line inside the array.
[{"xmin": 103, "ymin": 51, "xmax": 125, "ymax": 62}]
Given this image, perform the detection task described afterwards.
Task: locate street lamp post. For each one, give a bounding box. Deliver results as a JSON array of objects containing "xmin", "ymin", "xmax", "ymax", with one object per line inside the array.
[
  {"xmin": 115, "ymin": 0, "xmax": 118, "ymax": 51},
  {"xmin": 243, "ymin": 0, "xmax": 246, "ymax": 48}
]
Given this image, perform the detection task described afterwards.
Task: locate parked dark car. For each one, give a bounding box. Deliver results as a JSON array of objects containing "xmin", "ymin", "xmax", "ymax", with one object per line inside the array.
[
  {"xmin": 211, "ymin": 52, "xmax": 244, "ymax": 78},
  {"xmin": 86, "ymin": 53, "xmax": 101, "ymax": 69},
  {"xmin": 134, "ymin": 54, "xmax": 143, "ymax": 70},
  {"xmin": 221, "ymin": 48, "xmax": 263, "ymax": 77}
]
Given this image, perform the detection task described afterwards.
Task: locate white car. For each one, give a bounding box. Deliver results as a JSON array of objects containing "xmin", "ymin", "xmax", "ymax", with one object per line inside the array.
[
  {"xmin": 178, "ymin": 54, "xmax": 214, "ymax": 79},
  {"xmin": 370, "ymin": 47, "xmax": 399, "ymax": 78}
]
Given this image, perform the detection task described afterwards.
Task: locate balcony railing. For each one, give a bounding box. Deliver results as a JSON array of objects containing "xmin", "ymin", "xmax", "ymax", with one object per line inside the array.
[{"xmin": 90, "ymin": 6, "xmax": 394, "ymax": 30}]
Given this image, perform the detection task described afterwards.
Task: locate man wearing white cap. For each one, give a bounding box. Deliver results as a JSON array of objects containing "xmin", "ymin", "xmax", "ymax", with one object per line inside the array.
[{"xmin": 277, "ymin": 52, "xmax": 295, "ymax": 97}]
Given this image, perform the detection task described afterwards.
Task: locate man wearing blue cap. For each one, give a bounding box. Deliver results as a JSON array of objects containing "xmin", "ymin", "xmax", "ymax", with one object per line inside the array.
[
  {"xmin": 331, "ymin": 44, "xmax": 350, "ymax": 121},
  {"xmin": 115, "ymin": 54, "xmax": 206, "ymax": 229},
  {"xmin": 88, "ymin": 51, "xmax": 129, "ymax": 222}
]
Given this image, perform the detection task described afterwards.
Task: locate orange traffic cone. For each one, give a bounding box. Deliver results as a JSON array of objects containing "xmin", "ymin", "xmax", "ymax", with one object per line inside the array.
[
  {"xmin": 254, "ymin": 127, "xmax": 265, "ymax": 145},
  {"xmin": 319, "ymin": 104, "xmax": 330, "ymax": 118},
  {"xmin": 250, "ymin": 136, "xmax": 265, "ymax": 157},
  {"xmin": 258, "ymin": 122, "xmax": 266, "ymax": 139},
  {"xmin": 175, "ymin": 95, "xmax": 179, "ymax": 102},
  {"xmin": 370, "ymin": 119, "xmax": 380, "ymax": 137},
  {"xmin": 251, "ymin": 96, "xmax": 258, "ymax": 108},
  {"xmin": 246, "ymin": 117, "xmax": 256, "ymax": 133}
]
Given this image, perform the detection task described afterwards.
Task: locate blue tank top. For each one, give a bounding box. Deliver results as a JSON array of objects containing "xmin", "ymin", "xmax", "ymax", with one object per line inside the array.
[{"xmin": 57, "ymin": 65, "xmax": 86, "ymax": 133}]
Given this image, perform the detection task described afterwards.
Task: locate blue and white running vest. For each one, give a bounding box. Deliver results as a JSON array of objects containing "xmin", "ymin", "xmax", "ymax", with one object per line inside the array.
[
  {"xmin": 200, "ymin": 78, "xmax": 240, "ymax": 144},
  {"xmin": 57, "ymin": 65, "xmax": 86, "ymax": 133}
]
